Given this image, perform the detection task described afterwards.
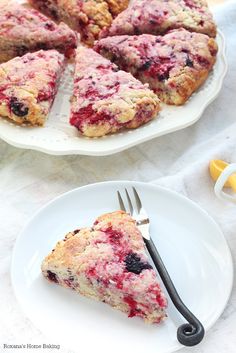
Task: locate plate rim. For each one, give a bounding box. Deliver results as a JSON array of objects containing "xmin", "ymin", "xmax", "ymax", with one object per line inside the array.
[
  {"xmin": 1, "ymin": 30, "xmax": 228, "ymax": 156},
  {"xmin": 11, "ymin": 180, "xmax": 234, "ymax": 353}
]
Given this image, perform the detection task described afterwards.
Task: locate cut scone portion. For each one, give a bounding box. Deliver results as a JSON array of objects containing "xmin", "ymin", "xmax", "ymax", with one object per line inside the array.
[
  {"xmin": 95, "ymin": 29, "xmax": 218, "ymax": 105},
  {"xmin": 42, "ymin": 211, "xmax": 167, "ymax": 324},
  {"xmin": 0, "ymin": 3, "xmax": 77, "ymax": 63},
  {"xmin": 0, "ymin": 50, "xmax": 65, "ymax": 126},
  {"xmin": 70, "ymin": 46, "xmax": 160, "ymax": 137},
  {"xmin": 29, "ymin": 0, "xmax": 129, "ymax": 46},
  {"xmin": 100, "ymin": 0, "xmax": 216, "ymax": 39}
]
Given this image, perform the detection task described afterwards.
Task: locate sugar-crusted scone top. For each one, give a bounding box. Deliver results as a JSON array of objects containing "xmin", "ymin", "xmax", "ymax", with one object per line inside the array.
[
  {"xmin": 0, "ymin": 3, "xmax": 77, "ymax": 48},
  {"xmin": 100, "ymin": 0, "xmax": 216, "ymax": 38},
  {"xmin": 72, "ymin": 47, "xmax": 159, "ymax": 121},
  {"xmin": 95, "ymin": 29, "xmax": 218, "ymax": 104},
  {"xmin": 96, "ymin": 29, "xmax": 218, "ymax": 74},
  {"xmin": 0, "ymin": 50, "xmax": 64, "ymax": 95},
  {"xmin": 70, "ymin": 46, "xmax": 160, "ymax": 137}
]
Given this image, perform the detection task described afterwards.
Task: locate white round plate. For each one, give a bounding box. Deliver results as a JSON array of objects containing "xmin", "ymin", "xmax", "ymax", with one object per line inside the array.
[
  {"xmin": 12, "ymin": 181, "xmax": 233, "ymax": 353},
  {"xmin": 0, "ymin": 30, "xmax": 227, "ymax": 156}
]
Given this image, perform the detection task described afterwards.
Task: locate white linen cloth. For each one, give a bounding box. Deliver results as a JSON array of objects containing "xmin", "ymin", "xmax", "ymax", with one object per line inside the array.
[{"xmin": 0, "ymin": 1, "xmax": 236, "ymax": 352}]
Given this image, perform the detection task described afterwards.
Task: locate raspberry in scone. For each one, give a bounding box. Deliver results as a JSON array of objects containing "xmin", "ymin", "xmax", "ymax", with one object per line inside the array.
[
  {"xmin": 0, "ymin": 50, "xmax": 65, "ymax": 126},
  {"xmin": 0, "ymin": 3, "xmax": 77, "ymax": 63},
  {"xmin": 42, "ymin": 211, "xmax": 167, "ymax": 324},
  {"xmin": 28, "ymin": 0, "xmax": 129, "ymax": 46},
  {"xmin": 70, "ymin": 46, "xmax": 160, "ymax": 137},
  {"xmin": 95, "ymin": 29, "xmax": 218, "ymax": 105},
  {"xmin": 100, "ymin": 0, "xmax": 216, "ymax": 39}
]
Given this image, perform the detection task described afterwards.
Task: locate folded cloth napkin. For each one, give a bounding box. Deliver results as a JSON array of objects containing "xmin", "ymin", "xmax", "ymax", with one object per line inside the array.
[{"xmin": 0, "ymin": 1, "xmax": 236, "ymax": 353}]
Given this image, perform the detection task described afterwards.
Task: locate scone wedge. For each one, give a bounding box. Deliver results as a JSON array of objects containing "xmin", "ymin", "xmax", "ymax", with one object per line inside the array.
[
  {"xmin": 100, "ymin": 0, "xmax": 216, "ymax": 39},
  {"xmin": 42, "ymin": 211, "xmax": 167, "ymax": 323},
  {"xmin": 0, "ymin": 50, "xmax": 65, "ymax": 126},
  {"xmin": 0, "ymin": 3, "xmax": 77, "ymax": 63},
  {"xmin": 95, "ymin": 29, "xmax": 218, "ymax": 105},
  {"xmin": 70, "ymin": 46, "xmax": 160, "ymax": 137},
  {"xmin": 29, "ymin": 0, "xmax": 129, "ymax": 46}
]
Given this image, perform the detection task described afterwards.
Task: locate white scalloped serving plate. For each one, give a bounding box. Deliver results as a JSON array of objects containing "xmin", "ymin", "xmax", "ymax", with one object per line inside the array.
[{"xmin": 0, "ymin": 31, "xmax": 227, "ymax": 156}]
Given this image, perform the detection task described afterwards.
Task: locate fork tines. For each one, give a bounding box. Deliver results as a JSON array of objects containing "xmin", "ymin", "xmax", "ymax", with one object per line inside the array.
[
  {"xmin": 117, "ymin": 187, "xmax": 141, "ymax": 215},
  {"xmin": 117, "ymin": 187, "xmax": 149, "ymax": 221}
]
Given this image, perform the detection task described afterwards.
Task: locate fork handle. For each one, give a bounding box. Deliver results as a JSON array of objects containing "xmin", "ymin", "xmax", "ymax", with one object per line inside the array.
[{"xmin": 144, "ymin": 238, "xmax": 205, "ymax": 347}]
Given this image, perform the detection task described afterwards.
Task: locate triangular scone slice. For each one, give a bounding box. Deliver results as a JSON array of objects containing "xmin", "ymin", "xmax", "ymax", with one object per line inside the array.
[
  {"xmin": 0, "ymin": 3, "xmax": 77, "ymax": 63},
  {"xmin": 70, "ymin": 47, "xmax": 160, "ymax": 137},
  {"xmin": 0, "ymin": 50, "xmax": 65, "ymax": 126},
  {"xmin": 100, "ymin": 0, "xmax": 216, "ymax": 39},
  {"xmin": 29, "ymin": 0, "xmax": 129, "ymax": 46},
  {"xmin": 95, "ymin": 29, "xmax": 218, "ymax": 105},
  {"xmin": 42, "ymin": 211, "xmax": 167, "ymax": 324}
]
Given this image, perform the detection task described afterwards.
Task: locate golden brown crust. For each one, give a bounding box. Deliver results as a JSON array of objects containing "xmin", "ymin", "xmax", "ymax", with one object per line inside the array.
[
  {"xmin": 105, "ymin": 0, "xmax": 129, "ymax": 16},
  {"xmin": 83, "ymin": 1, "xmax": 113, "ymax": 45},
  {"xmin": 157, "ymin": 69, "xmax": 209, "ymax": 105},
  {"xmin": 0, "ymin": 51, "xmax": 16, "ymax": 65}
]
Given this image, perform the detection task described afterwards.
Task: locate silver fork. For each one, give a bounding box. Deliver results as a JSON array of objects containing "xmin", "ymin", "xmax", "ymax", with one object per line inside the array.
[{"xmin": 117, "ymin": 187, "xmax": 204, "ymax": 347}]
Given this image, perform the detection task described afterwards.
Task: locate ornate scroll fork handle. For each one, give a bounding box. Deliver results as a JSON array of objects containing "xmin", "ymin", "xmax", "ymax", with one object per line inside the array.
[{"xmin": 144, "ymin": 236, "xmax": 205, "ymax": 346}]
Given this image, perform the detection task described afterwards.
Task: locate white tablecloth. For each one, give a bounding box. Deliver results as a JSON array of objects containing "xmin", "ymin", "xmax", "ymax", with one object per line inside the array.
[{"xmin": 0, "ymin": 1, "xmax": 236, "ymax": 352}]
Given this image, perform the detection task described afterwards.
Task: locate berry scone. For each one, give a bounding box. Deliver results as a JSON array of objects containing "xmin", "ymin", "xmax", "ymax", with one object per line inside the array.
[
  {"xmin": 95, "ymin": 29, "xmax": 218, "ymax": 105},
  {"xmin": 100, "ymin": 0, "xmax": 216, "ymax": 39},
  {"xmin": 28, "ymin": 0, "xmax": 129, "ymax": 46},
  {"xmin": 0, "ymin": 3, "xmax": 77, "ymax": 63},
  {"xmin": 42, "ymin": 211, "xmax": 167, "ymax": 323},
  {"xmin": 70, "ymin": 46, "xmax": 160, "ymax": 137},
  {"xmin": 0, "ymin": 50, "xmax": 65, "ymax": 126}
]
